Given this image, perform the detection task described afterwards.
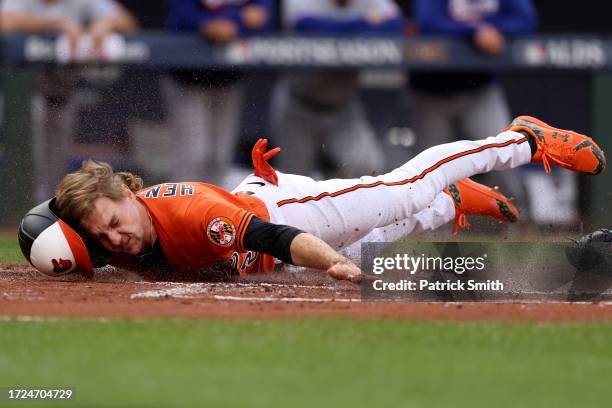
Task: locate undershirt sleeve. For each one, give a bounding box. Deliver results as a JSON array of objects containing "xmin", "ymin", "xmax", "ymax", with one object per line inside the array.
[{"xmin": 242, "ymin": 216, "xmax": 304, "ymax": 264}]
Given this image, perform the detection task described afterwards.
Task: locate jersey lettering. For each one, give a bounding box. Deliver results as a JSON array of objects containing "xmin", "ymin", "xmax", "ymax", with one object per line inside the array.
[
  {"xmin": 180, "ymin": 184, "xmax": 194, "ymax": 196},
  {"xmin": 163, "ymin": 183, "xmax": 178, "ymax": 197},
  {"xmin": 205, "ymin": 252, "xmax": 240, "ymax": 275},
  {"xmin": 144, "ymin": 185, "xmax": 162, "ymax": 199},
  {"xmin": 203, "ymin": 251, "xmax": 259, "ymax": 277},
  {"xmin": 241, "ymin": 251, "xmax": 258, "ymax": 271},
  {"xmin": 144, "ymin": 183, "xmax": 195, "ymax": 199},
  {"xmin": 229, "ymin": 252, "xmax": 239, "ymax": 274}
]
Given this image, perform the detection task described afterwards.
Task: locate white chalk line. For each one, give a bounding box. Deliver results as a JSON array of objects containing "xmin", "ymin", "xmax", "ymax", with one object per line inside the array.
[
  {"xmin": 0, "ymin": 316, "xmax": 111, "ymax": 323},
  {"xmin": 130, "ymin": 282, "xmax": 344, "ymax": 299},
  {"xmin": 131, "ymin": 286, "xmax": 211, "ymax": 299},
  {"xmin": 130, "ymin": 282, "xmax": 612, "ymax": 303},
  {"xmin": 213, "ymin": 295, "xmax": 360, "ymax": 303},
  {"xmin": 213, "ymin": 296, "xmax": 612, "ymax": 305}
]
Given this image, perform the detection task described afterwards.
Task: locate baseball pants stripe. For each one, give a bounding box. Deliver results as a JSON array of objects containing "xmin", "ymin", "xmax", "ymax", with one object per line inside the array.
[{"xmin": 276, "ymin": 135, "xmax": 528, "ymax": 207}]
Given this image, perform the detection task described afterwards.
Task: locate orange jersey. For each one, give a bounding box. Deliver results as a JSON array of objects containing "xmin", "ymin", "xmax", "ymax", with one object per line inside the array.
[{"xmin": 135, "ymin": 182, "xmax": 276, "ymax": 277}]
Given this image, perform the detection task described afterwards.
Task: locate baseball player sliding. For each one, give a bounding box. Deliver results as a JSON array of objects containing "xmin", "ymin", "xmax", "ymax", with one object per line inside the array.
[{"xmin": 19, "ymin": 116, "xmax": 606, "ymax": 283}]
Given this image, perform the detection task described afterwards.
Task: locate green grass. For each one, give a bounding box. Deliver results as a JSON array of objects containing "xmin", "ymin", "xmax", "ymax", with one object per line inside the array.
[
  {"xmin": 1, "ymin": 318, "xmax": 612, "ymax": 408},
  {"xmin": 0, "ymin": 234, "xmax": 23, "ymax": 264}
]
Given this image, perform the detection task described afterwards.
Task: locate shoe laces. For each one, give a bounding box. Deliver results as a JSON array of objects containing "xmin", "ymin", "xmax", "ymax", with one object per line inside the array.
[
  {"xmin": 538, "ymin": 141, "xmax": 574, "ymax": 174},
  {"xmin": 452, "ymin": 210, "xmax": 470, "ymax": 236},
  {"xmin": 540, "ymin": 145, "xmax": 552, "ymax": 174}
]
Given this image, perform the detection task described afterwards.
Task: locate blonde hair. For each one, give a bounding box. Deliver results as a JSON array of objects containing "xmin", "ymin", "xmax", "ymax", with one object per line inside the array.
[{"xmin": 55, "ymin": 160, "xmax": 143, "ymax": 227}]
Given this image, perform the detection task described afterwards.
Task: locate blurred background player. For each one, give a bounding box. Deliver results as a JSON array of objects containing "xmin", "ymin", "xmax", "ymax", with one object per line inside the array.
[
  {"xmin": 162, "ymin": 0, "xmax": 273, "ymax": 188},
  {"xmin": 269, "ymin": 0, "xmax": 404, "ymax": 178},
  {"xmin": 406, "ymin": 0, "xmax": 538, "ymax": 223},
  {"xmin": 0, "ymin": 0, "xmax": 138, "ymax": 202}
]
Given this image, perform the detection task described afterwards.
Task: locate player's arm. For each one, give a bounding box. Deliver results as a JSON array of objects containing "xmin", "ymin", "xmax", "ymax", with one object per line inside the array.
[
  {"xmin": 286, "ymin": 0, "xmax": 403, "ymax": 34},
  {"xmin": 88, "ymin": 2, "xmax": 139, "ymax": 36},
  {"xmin": 289, "ymin": 233, "xmax": 362, "ymax": 283},
  {"xmin": 414, "ymin": 0, "xmax": 478, "ymax": 34},
  {"xmin": 0, "ymin": 11, "xmax": 73, "ymax": 33},
  {"xmin": 166, "ymin": 0, "xmax": 239, "ymax": 41},
  {"xmin": 484, "ymin": 0, "xmax": 538, "ymax": 34},
  {"xmin": 243, "ymin": 217, "xmax": 361, "ymax": 282},
  {"xmin": 294, "ymin": 16, "xmax": 403, "ymax": 34}
]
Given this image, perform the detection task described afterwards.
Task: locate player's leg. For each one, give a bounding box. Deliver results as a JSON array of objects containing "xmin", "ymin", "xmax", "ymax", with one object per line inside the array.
[
  {"xmin": 325, "ymin": 98, "xmax": 385, "ymax": 177},
  {"xmin": 247, "ymin": 172, "xmax": 519, "ymax": 255},
  {"xmin": 234, "ymin": 171, "xmax": 455, "ymax": 251},
  {"xmin": 408, "ymin": 90, "xmax": 458, "ymax": 153},
  {"xmin": 235, "ymin": 172, "xmax": 454, "ymax": 245},
  {"xmin": 267, "ymin": 130, "xmax": 527, "ymax": 247},
  {"xmin": 161, "ymin": 77, "xmax": 212, "ymax": 182},
  {"xmin": 260, "ymin": 116, "xmax": 605, "ymax": 250},
  {"xmin": 339, "ymin": 192, "xmax": 455, "ymax": 264},
  {"xmin": 269, "ymin": 77, "xmax": 321, "ymax": 176},
  {"xmin": 339, "ymin": 175, "xmax": 522, "ymax": 263},
  {"xmin": 32, "ymin": 67, "xmax": 78, "ymax": 202},
  {"xmin": 312, "ymin": 112, "xmax": 605, "ymax": 242},
  {"xmin": 460, "ymin": 83, "xmax": 527, "ymax": 209},
  {"xmin": 360, "ymin": 191, "xmax": 456, "ymax": 242}
]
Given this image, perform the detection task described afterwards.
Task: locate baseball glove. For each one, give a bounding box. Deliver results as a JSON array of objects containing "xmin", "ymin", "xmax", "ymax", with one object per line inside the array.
[{"xmin": 565, "ymin": 228, "xmax": 612, "ymax": 273}]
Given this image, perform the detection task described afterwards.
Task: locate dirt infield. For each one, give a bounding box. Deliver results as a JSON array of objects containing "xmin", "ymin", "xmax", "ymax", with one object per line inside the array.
[{"xmin": 2, "ymin": 263, "xmax": 612, "ymax": 322}]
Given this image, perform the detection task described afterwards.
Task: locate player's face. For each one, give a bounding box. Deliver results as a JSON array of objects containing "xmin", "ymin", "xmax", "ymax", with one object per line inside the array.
[{"xmin": 83, "ymin": 191, "xmax": 151, "ymax": 255}]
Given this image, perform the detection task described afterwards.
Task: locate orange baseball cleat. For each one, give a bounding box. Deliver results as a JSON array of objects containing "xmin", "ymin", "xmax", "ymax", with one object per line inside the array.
[
  {"xmin": 508, "ymin": 115, "xmax": 606, "ymax": 175},
  {"xmin": 444, "ymin": 178, "xmax": 520, "ymax": 235}
]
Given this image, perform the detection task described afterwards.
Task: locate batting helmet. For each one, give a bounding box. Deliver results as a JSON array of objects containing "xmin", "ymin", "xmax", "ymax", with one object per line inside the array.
[{"xmin": 18, "ymin": 198, "xmax": 94, "ymax": 278}]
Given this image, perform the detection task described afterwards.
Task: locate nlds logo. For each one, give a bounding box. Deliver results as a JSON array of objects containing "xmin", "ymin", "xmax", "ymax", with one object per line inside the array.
[{"xmin": 520, "ymin": 39, "xmax": 606, "ymax": 68}]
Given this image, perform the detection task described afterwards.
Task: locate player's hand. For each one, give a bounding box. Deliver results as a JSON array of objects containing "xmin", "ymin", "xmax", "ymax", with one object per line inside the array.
[
  {"xmin": 59, "ymin": 19, "xmax": 84, "ymax": 60},
  {"xmin": 241, "ymin": 5, "xmax": 269, "ymax": 30},
  {"xmin": 474, "ymin": 24, "xmax": 505, "ymax": 55},
  {"xmin": 89, "ymin": 23, "xmax": 112, "ymax": 61},
  {"xmin": 366, "ymin": 9, "xmax": 386, "ymax": 25},
  {"xmin": 201, "ymin": 19, "xmax": 238, "ymax": 43},
  {"xmin": 252, "ymin": 138, "xmax": 281, "ymax": 185},
  {"xmin": 327, "ymin": 260, "xmax": 362, "ymax": 283}
]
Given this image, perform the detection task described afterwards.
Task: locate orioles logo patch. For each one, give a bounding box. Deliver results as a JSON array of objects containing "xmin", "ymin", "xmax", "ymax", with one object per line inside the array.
[
  {"xmin": 51, "ymin": 258, "xmax": 72, "ymax": 273},
  {"xmin": 207, "ymin": 217, "xmax": 236, "ymax": 247}
]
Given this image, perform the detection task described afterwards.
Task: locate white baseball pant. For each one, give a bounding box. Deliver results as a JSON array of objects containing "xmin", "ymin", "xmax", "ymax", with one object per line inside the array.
[{"xmin": 232, "ymin": 130, "xmax": 532, "ymax": 257}]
